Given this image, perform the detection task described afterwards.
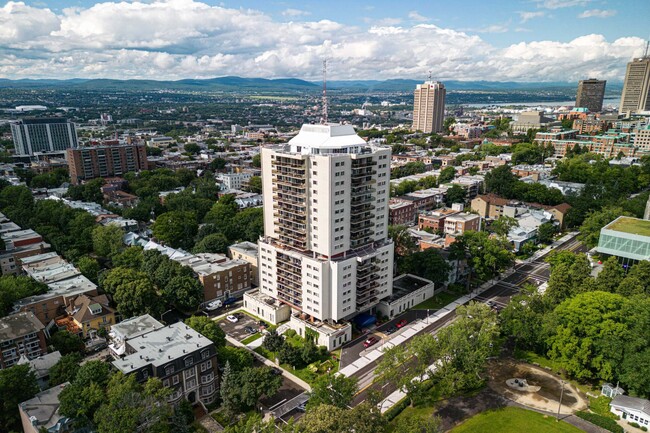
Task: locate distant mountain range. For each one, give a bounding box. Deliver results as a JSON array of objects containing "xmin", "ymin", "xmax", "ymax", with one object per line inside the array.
[{"xmin": 0, "ymin": 76, "xmax": 623, "ymax": 94}]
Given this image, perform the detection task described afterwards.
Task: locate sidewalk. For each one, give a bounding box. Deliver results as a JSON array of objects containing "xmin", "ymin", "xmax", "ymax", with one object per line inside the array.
[{"xmin": 226, "ymin": 335, "xmax": 312, "ymax": 392}]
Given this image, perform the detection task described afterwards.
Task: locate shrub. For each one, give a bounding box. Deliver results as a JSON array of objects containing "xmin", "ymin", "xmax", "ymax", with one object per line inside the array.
[
  {"xmin": 576, "ymin": 411, "xmax": 624, "ymax": 433},
  {"xmin": 629, "ymin": 422, "xmax": 640, "ymax": 428},
  {"xmin": 284, "ymin": 329, "xmax": 297, "ymax": 338},
  {"xmin": 384, "ymin": 396, "xmax": 409, "ymax": 421},
  {"xmin": 640, "ymin": 426, "xmax": 647, "ymax": 432}
]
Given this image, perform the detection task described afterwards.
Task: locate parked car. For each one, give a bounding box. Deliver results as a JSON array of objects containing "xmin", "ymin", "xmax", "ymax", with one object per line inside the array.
[
  {"xmin": 396, "ymin": 319, "xmax": 408, "ymax": 328},
  {"xmin": 244, "ymin": 326, "xmax": 257, "ymax": 334},
  {"xmin": 205, "ymin": 300, "xmax": 222, "ymax": 311},
  {"xmin": 363, "ymin": 336, "xmax": 379, "ymax": 348},
  {"xmin": 223, "ymin": 297, "xmax": 238, "ymax": 307},
  {"xmin": 270, "ymin": 367, "xmax": 282, "ymax": 376},
  {"xmin": 226, "ymin": 315, "xmax": 238, "ymax": 323},
  {"xmin": 386, "ymin": 326, "xmax": 398, "ymax": 335},
  {"xmin": 258, "ymin": 320, "xmax": 268, "ymax": 328}
]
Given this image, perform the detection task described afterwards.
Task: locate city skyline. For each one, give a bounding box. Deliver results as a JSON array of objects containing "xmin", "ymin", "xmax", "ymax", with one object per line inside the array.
[{"xmin": 1, "ymin": 0, "xmax": 649, "ymax": 82}]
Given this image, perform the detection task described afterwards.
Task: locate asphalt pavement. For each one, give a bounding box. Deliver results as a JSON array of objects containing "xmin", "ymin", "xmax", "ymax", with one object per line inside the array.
[{"xmin": 349, "ymin": 234, "xmax": 586, "ymax": 407}]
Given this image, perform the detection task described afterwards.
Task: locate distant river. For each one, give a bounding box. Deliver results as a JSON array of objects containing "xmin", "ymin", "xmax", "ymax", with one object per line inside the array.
[{"xmin": 465, "ymin": 97, "xmax": 621, "ymax": 109}]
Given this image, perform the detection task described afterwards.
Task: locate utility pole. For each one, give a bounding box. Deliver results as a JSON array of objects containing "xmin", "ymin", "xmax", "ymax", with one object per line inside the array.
[{"xmin": 556, "ymin": 380, "xmax": 565, "ymax": 421}]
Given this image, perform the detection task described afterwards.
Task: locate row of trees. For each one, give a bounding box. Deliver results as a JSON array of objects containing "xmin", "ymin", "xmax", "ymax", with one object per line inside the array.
[
  {"xmin": 484, "ymin": 164, "xmax": 565, "ymax": 206},
  {"xmin": 500, "ymin": 251, "xmax": 650, "ymax": 397}
]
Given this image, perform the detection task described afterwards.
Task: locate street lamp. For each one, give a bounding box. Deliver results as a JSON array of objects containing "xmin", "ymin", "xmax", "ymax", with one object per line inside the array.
[
  {"xmin": 556, "ymin": 380, "xmax": 565, "ymax": 421},
  {"xmin": 161, "ymin": 309, "xmax": 173, "ymax": 324}
]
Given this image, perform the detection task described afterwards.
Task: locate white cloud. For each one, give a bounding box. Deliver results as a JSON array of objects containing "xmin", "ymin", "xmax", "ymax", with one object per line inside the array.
[
  {"xmin": 0, "ymin": 0, "xmax": 643, "ymax": 82},
  {"xmin": 282, "ymin": 8, "xmax": 310, "ymax": 17},
  {"xmin": 518, "ymin": 11, "xmax": 545, "ymax": 23},
  {"xmin": 578, "ymin": 9, "xmax": 617, "ymax": 18},
  {"xmin": 408, "ymin": 11, "xmax": 428, "ymax": 22},
  {"xmin": 460, "ymin": 24, "xmax": 510, "ymax": 34},
  {"xmin": 535, "ymin": 0, "xmax": 590, "ymax": 9}
]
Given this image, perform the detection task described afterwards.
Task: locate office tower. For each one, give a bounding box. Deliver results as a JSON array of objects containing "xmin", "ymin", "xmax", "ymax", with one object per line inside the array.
[
  {"xmin": 576, "ymin": 78, "xmax": 606, "ymax": 112},
  {"xmin": 11, "ymin": 118, "xmax": 78, "ymax": 156},
  {"xmin": 620, "ymin": 55, "xmax": 650, "ymax": 115},
  {"xmin": 412, "ymin": 81, "xmax": 446, "ymax": 133},
  {"xmin": 257, "ymin": 124, "xmax": 394, "ymax": 325},
  {"xmin": 67, "ymin": 142, "xmax": 148, "ymax": 184}
]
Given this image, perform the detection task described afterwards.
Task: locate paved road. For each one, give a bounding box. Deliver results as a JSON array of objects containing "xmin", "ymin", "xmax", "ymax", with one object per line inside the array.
[{"xmin": 349, "ymin": 235, "xmax": 586, "ymax": 407}]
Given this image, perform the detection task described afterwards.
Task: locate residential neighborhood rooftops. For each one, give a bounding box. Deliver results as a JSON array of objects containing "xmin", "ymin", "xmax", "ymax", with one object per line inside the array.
[
  {"xmin": 112, "ymin": 322, "xmax": 213, "ymax": 373},
  {"xmin": 611, "ymin": 395, "xmax": 650, "ymax": 417},
  {"xmin": 110, "ymin": 314, "xmax": 164, "ymax": 341},
  {"xmin": 0, "ymin": 312, "xmax": 44, "ymax": 342},
  {"xmin": 229, "ymin": 241, "xmax": 258, "ymax": 256},
  {"xmin": 19, "ymin": 383, "xmax": 70, "ymax": 432},
  {"xmin": 19, "ymin": 351, "xmax": 62, "ymax": 380}
]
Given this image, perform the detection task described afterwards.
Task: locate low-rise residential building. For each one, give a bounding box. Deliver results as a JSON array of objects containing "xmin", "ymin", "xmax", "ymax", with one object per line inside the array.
[
  {"xmin": 471, "ymin": 194, "xmax": 571, "ymax": 228},
  {"xmin": 0, "ymin": 312, "xmax": 47, "ymax": 369},
  {"xmin": 377, "ymin": 274, "xmax": 435, "ymax": 319},
  {"xmin": 610, "ymin": 395, "xmax": 650, "ymax": 427},
  {"xmin": 108, "ymin": 314, "xmax": 165, "ymax": 357},
  {"xmin": 147, "ymin": 136, "xmax": 175, "ymax": 147},
  {"xmin": 418, "ymin": 208, "xmax": 460, "ymax": 232},
  {"xmin": 19, "ymin": 351, "xmax": 62, "ymax": 390},
  {"xmin": 176, "ymin": 253, "xmax": 251, "ymax": 302},
  {"xmin": 242, "ymin": 290, "xmax": 291, "ymax": 324},
  {"xmin": 112, "ymin": 322, "xmax": 219, "ymax": 405},
  {"xmin": 388, "ymin": 199, "xmax": 416, "ymax": 226},
  {"xmin": 1, "ymin": 229, "xmax": 43, "ymax": 250},
  {"xmin": 228, "ymin": 241, "xmax": 259, "ymax": 286},
  {"xmin": 216, "ymin": 171, "xmax": 255, "ymax": 191},
  {"xmin": 62, "ymin": 294, "xmax": 116, "ymax": 338},
  {"xmin": 19, "ymin": 383, "xmax": 72, "ymax": 433},
  {"xmin": 22, "ymin": 253, "xmax": 80, "ymax": 285},
  {"xmin": 444, "ymin": 212, "xmax": 481, "ymax": 235},
  {"xmin": 0, "ymin": 241, "xmax": 51, "ymax": 276}
]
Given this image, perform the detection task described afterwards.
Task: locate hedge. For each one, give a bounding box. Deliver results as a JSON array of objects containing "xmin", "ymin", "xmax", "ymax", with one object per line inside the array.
[
  {"xmin": 384, "ymin": 397, "xmax": 409, "ymax": 421},
  {"xmin": 576, "ymin": 411, "xmax": 624, "ymax": 433}
]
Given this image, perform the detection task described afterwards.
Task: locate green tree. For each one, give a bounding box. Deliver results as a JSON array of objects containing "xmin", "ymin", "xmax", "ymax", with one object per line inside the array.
[
  {"xmin": 594, "ymin": 257, "xmax": 625, "ymax": 293},
  {"xmin": 262, "ymin": 329, "xmax": 285, "ymax": 353},
  {"xmin": 397, "ymin": 248, "xmax": 451, "ymax": 286},
  {"xmin": 152, "ymin": 211, "xmax": 198, "ymax": 250},
  {"xmin": 388, "ymin": 225, "xmax": 417, "ymax": 256},
  {"xmin": 393, "ymin": 415, "xmax": 442, "ymax": 433},
  {"xmin": 101, "ymin": 267, "xmax": 162, "ymax": 318},
  {"xmin": 579, "ymin": 206, "xmax": 630, "ymax": 249},
  {"xmin": 484, "ymin": 164, "xmax": 518, "ymax": 197},
  {"xmin": 617, "ymin": 260, "xmax": 650, "ymax": 296},
  {"xmin": 184, "ymin": 142, "xmax": 201, "ymax": 154},
  {"xmin": 162, "ymin": 275, "xmax": 202, "ymax": 311},
  {"xmin": 451, "ymin": 230, "xmax": 515, "ymax": 283},
  {"xmin": 231, "ymin": 207, "xmax": 264, "ymax": 242},
  {"xmin": 444, "ymin": 117, "xmax": 456, "ymax": 134},
  {"xmin": 245, "ymin": 176, "xmax": 262, "ymax": 194},
  {"xmin": 111, "ymin": 246, "xmax": 144, "ymax": 269},
  {"xmin": 251, "ymin": 154, "xmax": 261, "ymax": 168},
  {"xmin": 210, "ymin": 157, "xmax": 227, "ymax": 171},
  {"xmin": 76, "ymin": 256, "xmax": 101, "ymax": 283},
  {"xmin": 536, "ymin": 221, "xmax": 557, "ymax": 244},
  {"xmin": 0, "ymin": 275, "xmax": 47, "ymax": 317},
  {"xmin": 238, "ymin": 366, "xmax": 282, "ymax": 408},
  {"xmin": 0, "ymin": 364, "xmax": 39, "ymax": 431},
  {"xmin": 193, "ymin": 232, "xmax": 229, "ymax": 254},
  {"xmin": 308, "ymin": 373, "xmax": 358, "ymax": 409},
  {"xmin": 48, "ymin": 353, "xmax": 81, "ymax": 386},
  {"xmin": 217, "ymin": 346, "xmax": 254, "ymax": 371},
  {"xmin": 50, "ymin": 330, "xmax": 85, "ymax": 355},
  {"xmin": 438, "ymin": 166, "xmax": 456, "ymax": 184},
  {"xmin": 500, "ymin": 284, "xmax": 550, "ymax": 351},
  {"xmin": 545, "ymin": 253, "xmax": 593, "ymax": 305},
  {"xmin": 444, "ymin": 184, "xmax": 467, "ymax": 206},
  {"xmin": 220, "ymin": 361, "xmax": 239, "ymax": 418},
  {"xmin": 185, "ymin": 316, "xmax": 226, "ymax": 348},
  {"xmin": 545, "ymin": 291, "xmax": 629, "ymax": 381},
  {"xmin": 92, "ymin": 224, "xmax": 125, "ymax": 259},
  {"xmin": 491, "ymin": 216, "xmax": 518, "ymax": 236}
]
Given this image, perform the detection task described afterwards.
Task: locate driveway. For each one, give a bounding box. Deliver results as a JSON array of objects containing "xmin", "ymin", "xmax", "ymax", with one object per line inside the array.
[{"xmin": 217, "ymin": 313, "xmax": 260, "ymax": 342}]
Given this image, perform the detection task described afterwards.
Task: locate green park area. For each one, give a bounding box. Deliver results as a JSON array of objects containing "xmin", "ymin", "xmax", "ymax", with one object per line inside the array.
[
  {"xmin": 413, "ymin": 285, "xmax": 466, "ymax": 310},
  {"xmin": 451, "ymin": 407, "xmax": 582, "ymax": 433}
]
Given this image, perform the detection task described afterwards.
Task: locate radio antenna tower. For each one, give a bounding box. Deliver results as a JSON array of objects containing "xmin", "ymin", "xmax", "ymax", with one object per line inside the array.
[
  {"xmin": 322, "ymin": 59, "xmax": 328, "ymax": 124},
  {"xmin": 428, "ymin": 70, "xmax": 432, "ymax": 82}
]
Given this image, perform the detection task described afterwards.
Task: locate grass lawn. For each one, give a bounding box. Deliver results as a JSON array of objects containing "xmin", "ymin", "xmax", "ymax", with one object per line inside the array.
[
  {"xmin": 451, "ymin": 407, "xmax": 582, "ymax": 433},
  {"xmin": 413, "ymin": 286, "xmax": 465, "ymax": 310},
  {"xmin": 606, "ymin": 216, "xmax": 650, "ymax": 237},
  {"xmin": 589, "ymin": 396, "xmax": 618, "ymax": 420},
  {"xmin": 241, "ymin": 333, "xmax": 262, "ymax": 345}
]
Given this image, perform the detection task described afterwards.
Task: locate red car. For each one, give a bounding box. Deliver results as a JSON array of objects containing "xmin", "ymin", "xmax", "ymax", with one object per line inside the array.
[
  {"xmin": 396, "ymin": 319, "xmax": 408, "ymax": 328},
  {"xmin": 363, "ymin": 336, "xmax": 379, "ymax": 348}
]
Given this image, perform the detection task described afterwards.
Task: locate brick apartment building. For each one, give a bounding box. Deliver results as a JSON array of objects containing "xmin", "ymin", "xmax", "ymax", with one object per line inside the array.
[
  {"xmin": 67, "ymin": 142, "xmax": 147, "ymax": 184},
  {"xmin": 0, "ymin": 312, "xmax": 47, "ymax": 369},
  {"xmin": 389, "ymin": 199, "xmax": 417, "ymax": 226},
  {"xmin": 176, "ymin": 253, "xmax": 251, "ymax": 302}
]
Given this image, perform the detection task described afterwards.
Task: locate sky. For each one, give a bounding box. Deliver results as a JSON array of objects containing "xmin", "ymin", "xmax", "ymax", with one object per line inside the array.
[{"xmin": 0, "ymin": 0, "xmax": 648, "ymax": 82}]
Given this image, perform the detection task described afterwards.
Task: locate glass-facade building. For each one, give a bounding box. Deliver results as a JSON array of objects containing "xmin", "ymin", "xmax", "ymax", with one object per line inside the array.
[
  {"xmin": 597, "ymin": 216, "xmax": 650, "ymax": 265},
  {"xmin": 11, "ymin": 118, "xmax": 78, "ymax": 156}
]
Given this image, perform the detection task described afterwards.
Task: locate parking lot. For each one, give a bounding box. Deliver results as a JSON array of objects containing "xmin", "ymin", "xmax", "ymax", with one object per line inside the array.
[{"xmin": 217, "ymin": 312, "xmax": 263, "ymax": 342}]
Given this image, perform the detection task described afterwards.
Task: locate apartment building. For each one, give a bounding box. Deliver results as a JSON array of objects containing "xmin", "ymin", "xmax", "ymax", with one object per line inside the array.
[
  {"xmin": 418, "ymin": 208, "xmax": 460, "ymax": 232},
  {"xmin": 216, "ymin": 171, "xmax": 255, "ymax": 191},
  {"xmin": 0, "ymin": 312, "xmax": 47, "ymax": 369},
  {"xmin": 444, "ymin": 213, "xmax": 481, "ymax": 235},
  {"xmin": 635, "ymin": 125, "xmax": 650, "ymax": 153},
  {"xmin": 620, "ymin": 56, "xmax": 650, "ymax": 115},
  {"xmin": 471, "ymin": 194, "xmax": 571, "ymax": 229},
  {"xmin": 112, "ymin": 322, "xmax": 219, "ymax": 405},
  {"xmin": 388, "ymin": 199, "xmax": 416, "ymax": 226},
  {"xmin": 228, "ymin": 241, "xmax": 259, "ymax": 286},
  {"xmin": 175, "ymin": 253, "xmax": 251, "ymax": 302},
  {"xmin": 246, "ymin": 124, "xmax": 394, "ymax": 350},
  {"xmin": 67, "ymin": 142, "xmax": 148, "ymax": 184},
  {"xmin": 412, "ymin": 81, "xmax": 446, "ymax": 133},
  {"xmin": 576, "ymin": 79, "xmax": 606, "ymax": 113},
  {"xmin": 11, "ymin": 118, "xmax": 78, "ymax": 157}
]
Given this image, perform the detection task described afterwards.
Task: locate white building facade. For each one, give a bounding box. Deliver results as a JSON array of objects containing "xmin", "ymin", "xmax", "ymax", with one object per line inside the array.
[{"xmin": 248, "ymin": 124, "xmax": 394, "ymax": 349}]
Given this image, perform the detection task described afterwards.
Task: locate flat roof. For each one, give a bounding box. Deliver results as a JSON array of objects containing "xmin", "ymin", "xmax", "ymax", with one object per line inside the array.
[
  {"xmin": 19, "ymin": 383, "xmax": 69, "ymax": 431},
  {"xmin": 384, "ymin": 274, "xmax": 433, "ymax": 303},
  {"xmin": 605, "ymin": 216, "xmax": 650, "ymax": 237},
  {"xmin": 0, "ymin": 312, "xmax": 44, "ymax": 341},
  {"xmin": 112, "ymin": 322, "xmax": 212, "ymax": 373}
]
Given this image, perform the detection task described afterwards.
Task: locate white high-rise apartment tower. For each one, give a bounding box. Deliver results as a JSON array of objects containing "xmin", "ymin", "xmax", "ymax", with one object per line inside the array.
[
  {"xmin": 412, "ymin": 81, "xmax": 446, "ymax": 133},
  {"xmin": 257, "ymin": 124, "xmax": 394, "ymax": 326}
]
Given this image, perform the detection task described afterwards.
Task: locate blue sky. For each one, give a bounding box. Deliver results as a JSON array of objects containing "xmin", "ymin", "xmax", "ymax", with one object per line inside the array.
[{"xmin": 1, "ymin": 0, "xmax": 648, "ymax": 81}]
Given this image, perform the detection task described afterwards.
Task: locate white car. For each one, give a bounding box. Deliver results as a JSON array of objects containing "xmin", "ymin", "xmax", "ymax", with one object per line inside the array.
[
  {"xmin": 226, "ymin": 315, "xmax": 238, "ymax": 323},
  {"xmin": 205, "ymin": 300, "xmax": 222, "ymax": 311}
]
